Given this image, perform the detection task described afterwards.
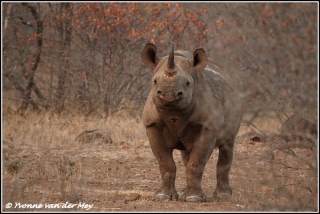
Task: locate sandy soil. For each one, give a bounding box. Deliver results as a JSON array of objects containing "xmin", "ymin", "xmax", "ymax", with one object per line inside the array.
[{"xmin": 2, "ymin": 132, "xmax": 318, "ymax": 212}]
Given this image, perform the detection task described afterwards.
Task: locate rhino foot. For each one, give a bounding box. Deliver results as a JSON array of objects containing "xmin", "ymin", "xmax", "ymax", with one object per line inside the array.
[
  {"xmin": 154, "ymin": 193, "xmax": 171, "ymax": 201},
  {"xmin": 154, "ymin": 189, "xmax": 178, "ymax": 201},
  {"xmin": 213, "ymin": 187, "xmax": 232, "ymax": 201},
  {"xmin": 178, "ymin": 188, "xmax": 207, "ymax": 202},
  {"xmin": 185, "ymin": 195, "xmax": 205, "ymax": 202}
]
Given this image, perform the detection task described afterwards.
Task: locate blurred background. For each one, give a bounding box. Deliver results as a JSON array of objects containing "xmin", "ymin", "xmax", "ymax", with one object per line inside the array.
[{"xmin": 2, "ymin": 2, "xmax": 318, "ymax": 129}]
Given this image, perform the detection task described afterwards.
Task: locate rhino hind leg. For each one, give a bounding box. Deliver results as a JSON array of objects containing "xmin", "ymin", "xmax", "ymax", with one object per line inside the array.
[
  {"xmin": 180, "ymin": 150, "xmax": 190, "ymax": 167},
  {"xmin": 213, "ymin": 138, "xmax": 234, "ymax": 200}
]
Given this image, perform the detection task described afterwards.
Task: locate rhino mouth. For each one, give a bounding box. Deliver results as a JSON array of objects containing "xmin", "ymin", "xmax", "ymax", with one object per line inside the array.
[
  {"xmin": 156, "ymin": 98, "xmax": 185, "ymax": 109},
  {"xmin": 156, "ymin": 90, "xmax": 186, "ymax": 104}
]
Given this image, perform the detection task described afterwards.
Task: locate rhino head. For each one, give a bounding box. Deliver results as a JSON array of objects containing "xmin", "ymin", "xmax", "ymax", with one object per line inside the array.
[{"xmin": 141, "ymin": 42, "xmax": 208, "ymax": 110}]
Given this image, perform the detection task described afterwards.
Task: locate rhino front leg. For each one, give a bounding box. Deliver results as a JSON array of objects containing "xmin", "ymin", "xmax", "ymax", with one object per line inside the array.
[
  {"xmin": 213, "ymin": 138, "xmax": 234, "ymax": 199},
  {"xmin": 180, "ymin": 132, "xmax": 215, "ymax": 202},
  {"xmin": 178, "ymin": 150, "xmax": 189, "ymax": 200},
  {"xmin": 147, "ymin": 129, "xmax": 178, "ymax": 201}
]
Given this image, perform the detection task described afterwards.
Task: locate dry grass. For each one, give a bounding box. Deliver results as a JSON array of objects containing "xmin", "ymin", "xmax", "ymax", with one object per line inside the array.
[
  {"xmin": 2, "ymin": 109, "xmax": 318, "ymax": 212},
  {"xmin": 2, "ymin": 109, "xmax": 146, "ymax": 148}
]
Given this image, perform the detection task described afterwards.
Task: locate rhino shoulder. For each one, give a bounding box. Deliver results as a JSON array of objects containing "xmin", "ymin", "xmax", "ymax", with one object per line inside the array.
[
  {"xmin": 142, "ymin": 94, "xmax": 160, "ymax": 127},
  {"xmin": 206, "ymin": 65, "xmax": 242, "ymax": 91}
]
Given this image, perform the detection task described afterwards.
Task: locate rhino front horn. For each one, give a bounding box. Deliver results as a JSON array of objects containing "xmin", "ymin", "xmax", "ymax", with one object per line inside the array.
[{"xmin": 166, "ymin": 42, "xmax": 176, "ymax": 76}]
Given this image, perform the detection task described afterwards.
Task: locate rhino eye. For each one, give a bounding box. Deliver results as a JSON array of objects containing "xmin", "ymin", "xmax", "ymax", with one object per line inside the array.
[
  {"xmin": 153, "ymin": 79, "xmax": 157, "ymax": 85},
  {"xmin": 186, "ymin": 81, "xmax": 190, "ymax": 87}
]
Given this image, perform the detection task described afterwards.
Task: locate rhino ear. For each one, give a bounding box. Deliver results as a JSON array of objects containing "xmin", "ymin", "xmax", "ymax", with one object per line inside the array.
[
  {"xmin": 141, "ymin": 43, "xmax": 161, "ymax": 68},
  {"xmin": 191, "ymin": 48, "xmax": 208, "ymax": 72}
]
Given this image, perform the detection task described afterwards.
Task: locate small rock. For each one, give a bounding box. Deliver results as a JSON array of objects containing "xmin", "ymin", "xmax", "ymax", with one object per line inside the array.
[
  {"xmin": 129, "ymin": 193, "xmax": 141, "ymax": 201},
  {"xmin": 249, "ymin": 135, "xmax": 266, "ymax": 142},
  {"xmin": 75, "ymin": 129, "xmax": 113, "ymax": 145},
  {"xmin": 122, "ymin": 144, "xmax": 129, "ymax": 149},
  {"xmin": 133, "ymin": 156, "xmax": 144, "ymax": 162},
  {"xmin": 281, "ymin": 114, "xmax": 317, "ymax": 142}
]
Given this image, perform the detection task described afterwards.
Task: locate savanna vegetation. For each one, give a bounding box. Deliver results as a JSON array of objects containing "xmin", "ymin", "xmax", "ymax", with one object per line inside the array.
[{"xmin": 2, "ymin": 2, "xmax": 318, "ymax": 212}]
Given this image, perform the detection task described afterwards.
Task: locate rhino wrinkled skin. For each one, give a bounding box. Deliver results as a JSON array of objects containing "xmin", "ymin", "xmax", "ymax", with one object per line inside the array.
[{"xmin": 141, "ymin": 42, "xmax": 243, "ymax": 202}]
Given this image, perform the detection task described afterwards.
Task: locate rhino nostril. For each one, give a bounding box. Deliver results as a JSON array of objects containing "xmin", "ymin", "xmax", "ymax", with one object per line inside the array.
[
  {"xmin": 157, "ymin": 90, "xmax": 162, "ymax": 96},
  {"xmin": 177, "ymin": 92, "xmax": 183, "ymax": 97}
]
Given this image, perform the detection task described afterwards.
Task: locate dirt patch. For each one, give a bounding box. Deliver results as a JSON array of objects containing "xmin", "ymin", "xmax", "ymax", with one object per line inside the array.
[
  {"xmin": 2, "ymin": 138, "xmax": 317, "ymax": 212},
  {"xmin": 2, "ymin": 113, "xmax": 318, "ymax": 212}
]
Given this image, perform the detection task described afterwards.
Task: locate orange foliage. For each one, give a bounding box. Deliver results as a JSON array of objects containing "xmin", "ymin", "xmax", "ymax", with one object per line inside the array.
[
  {"xmin": 239, "ymin": 35, "xmax": 245, "ymax": 42},
  {"xmin": 62, "ymin": 3, "xmax": 208, "ymax": 47}
]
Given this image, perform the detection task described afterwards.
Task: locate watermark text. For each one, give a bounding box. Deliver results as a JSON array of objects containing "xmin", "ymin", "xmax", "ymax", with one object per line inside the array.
[{"xmin": 5, "ymin": 202, "xmax": 93, "ymax": 210}]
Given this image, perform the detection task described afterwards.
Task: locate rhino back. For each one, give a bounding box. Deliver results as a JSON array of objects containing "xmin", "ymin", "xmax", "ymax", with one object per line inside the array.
[{"xmin": 192, "ymin": 64, "xmax": 243, "ymax": 138}]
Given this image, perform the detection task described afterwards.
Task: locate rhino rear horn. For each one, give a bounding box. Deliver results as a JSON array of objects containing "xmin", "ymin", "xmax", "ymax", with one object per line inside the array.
[{"xmin": 141, "ymin": 43, "xmax": 160, "ymax": 68}]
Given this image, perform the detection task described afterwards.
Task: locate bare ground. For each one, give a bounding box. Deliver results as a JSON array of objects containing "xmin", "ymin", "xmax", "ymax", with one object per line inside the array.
[{"xmin": 2, "ymin": 112, "xmax": 318, "ymax": 212}]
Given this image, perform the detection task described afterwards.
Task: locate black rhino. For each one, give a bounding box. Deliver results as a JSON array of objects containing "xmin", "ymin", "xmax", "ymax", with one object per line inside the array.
[{"xmin": 141, "ymin": 42, "xmax": 243, "ymax": 202}]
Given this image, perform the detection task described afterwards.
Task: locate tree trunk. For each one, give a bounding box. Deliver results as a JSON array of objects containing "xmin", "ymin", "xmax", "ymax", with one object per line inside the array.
[
  {"xmin": 18, "ymin": 3, "xmax": 44, "ymax": 114},
  {"xmin": 54, "ymin": 3, "xmax": 73, "ymax": 113}
]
